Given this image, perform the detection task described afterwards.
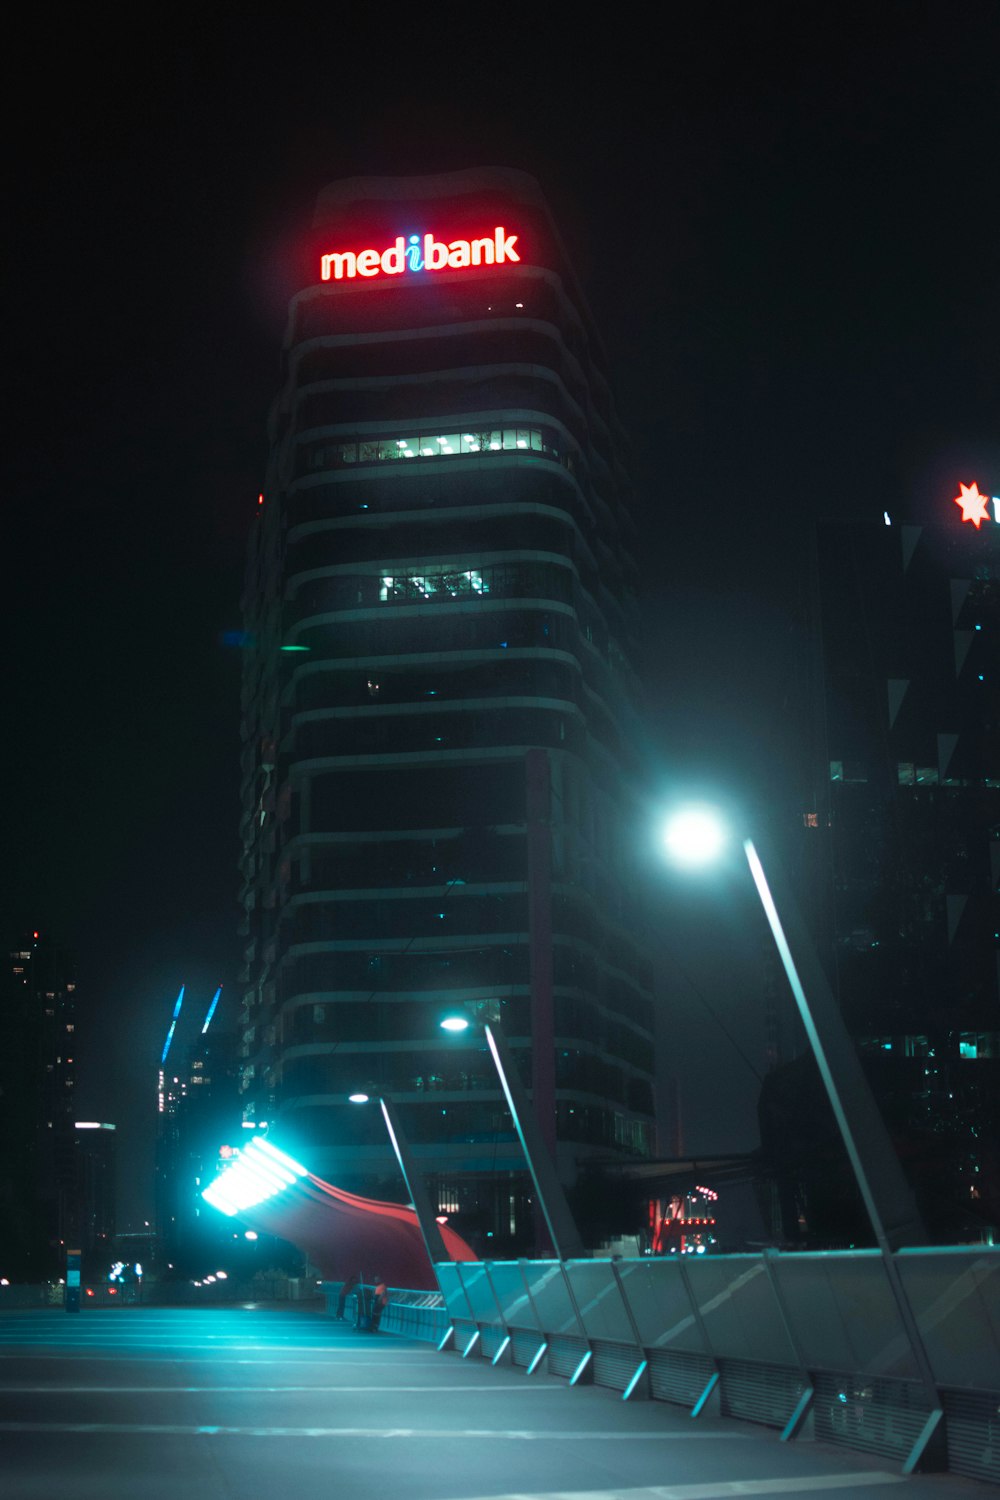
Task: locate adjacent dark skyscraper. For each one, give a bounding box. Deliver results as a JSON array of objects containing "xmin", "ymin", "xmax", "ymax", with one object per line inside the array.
[
  {"xmin": 762, "ymin": 489, "xmax": 1000, "ymax": 1243},
  {"xmin": 0, "ymin": 933, "xmax": 78, "ymax": 1276},
  {"xmin": 73, "ymin": 1122, "xmax": 116, "ymax": 1258},
  {"xmin": 238, "ymin": 169, "xmax": 655, "ymax": 1249}
]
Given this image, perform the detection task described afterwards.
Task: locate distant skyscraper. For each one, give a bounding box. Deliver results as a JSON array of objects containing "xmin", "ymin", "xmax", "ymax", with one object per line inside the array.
[
  {"xmin": 0, "ymin": 932, "xmax": 78, "ymax": 1276},
  {"xmin": 238, "ymin": 169, "xmax": 656, "ymax": 1249},
  {"xmin": 762, "ymin": 493, "xmax": 1000, "ymax": 1242},
  {"xmin": 73, "ymin": 1122, "xmax": 116, "ymax": 1257},
  {"xmin": 154, "ymin": 986, "xmax": 237, "ymax": 1265}
]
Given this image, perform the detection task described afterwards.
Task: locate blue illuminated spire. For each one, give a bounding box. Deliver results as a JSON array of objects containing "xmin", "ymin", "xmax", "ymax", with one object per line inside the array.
[
  {"xmin": 159, "ymin": 985, "xmax": 185, "ymax": 1066},
  {"xmin": 201, "ymin": 986, "xmax": 222, "ymax": 1035}
]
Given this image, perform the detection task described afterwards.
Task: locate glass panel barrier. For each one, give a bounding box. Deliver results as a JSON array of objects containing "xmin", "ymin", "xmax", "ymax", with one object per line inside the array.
[
  {"xmin": 897, "ymin": 1248, "xmax": 1000, "ymax": 1392},
  {"xmin": 683, "ymin": 1256, "xmax": 797, "ymax": 1368},
  {"xmin": 565, "ymin": 1259, "xmax": 634, "ymax": 1344},
  {"xmin": 772, "ymin": 1252, "xmax": 918, "ymax": 1380},
  {"xmin": 457, "ymin": 1261, "xmax": 504, "ymax": 1325},
  {"xmin": 434, "ymin": 1261, "xmax": 472, "ymax": 1322},
  {"xmin": 616, "ymin": 1259, "xmax": 705, "ymax": 1355},
  {"xmin": 520, "ymin": 1259, "xmax": 580, "ymax": 1337},
  {"xmin": 487, "ymin": 1260, "xmax": 540, "ymax": 1330}
]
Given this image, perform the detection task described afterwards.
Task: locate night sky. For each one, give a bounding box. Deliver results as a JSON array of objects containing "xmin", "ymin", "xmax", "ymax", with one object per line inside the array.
[{"xmin": 6, "ymin": 5, "xmax": 999, "ymax": 1224}]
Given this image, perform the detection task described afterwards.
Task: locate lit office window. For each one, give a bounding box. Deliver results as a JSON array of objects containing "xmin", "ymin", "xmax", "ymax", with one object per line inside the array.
[
  {"xmin": 379, "ymin": 569, "xmax": 487, "ymax": 602},
  {"xmin": 304, "ymin": 426, "xmax": 555, "ymax": 472}
]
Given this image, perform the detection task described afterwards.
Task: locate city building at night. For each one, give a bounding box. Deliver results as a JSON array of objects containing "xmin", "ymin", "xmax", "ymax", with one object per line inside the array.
[
  {"xmin": 154, "ymin": 986, "xmax": 239, "ymax": 1266},
  {"xmin": 72, "ymin": 1122, "xmax": 116, "ymax": 1261},
  {"xmin": 761, "ymin": 484, "xmax": 1000, "ymax": 1244},
  {"xmin": 0, "ymin": 932, "xmax": 78, "ymax": 1277},
  {"xmin": 238, "ymin": 168, "xmax": 656, "ymax": 1250}
]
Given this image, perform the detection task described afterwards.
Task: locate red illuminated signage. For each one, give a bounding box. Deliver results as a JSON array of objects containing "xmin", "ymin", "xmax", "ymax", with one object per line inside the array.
[
  {"xmin": 320, "ymin": 227, "xmax": 520, "ymax": 282},
  {"xmin": 953, "ymin": 480, "xmax": 999, "ymax": 529}
]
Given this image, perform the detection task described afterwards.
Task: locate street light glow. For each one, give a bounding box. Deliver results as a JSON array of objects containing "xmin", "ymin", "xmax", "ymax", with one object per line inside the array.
[
  {"xmin": 663, "ymin": 806, "xmax": 727, "ymax": 867},
  {"xmin": 348, "ymin": 1092, "xmax": 370, "ymax": 1103},
  {"xmin": 440, "ymin": 1015, "xmax": 470, "ymax": 1032}
]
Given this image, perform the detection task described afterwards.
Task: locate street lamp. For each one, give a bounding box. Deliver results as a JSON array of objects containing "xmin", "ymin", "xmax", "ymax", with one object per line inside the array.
[
  {"xmin": 661, "ymin": 805, "xmax": 727, "ymax": 867},
  {"xmin": 437, "ymin": 1009, "xmax": 585, "ymax": 1260},
  {"xmin": 347, "ymin": 1089, "xmax": 451, "ymax": 1268},
  {"xmin": 660, "ymin": 807, "xmax": 926, "ymax": 1253},
  {"xmin": 662, "ymin": 805, "xmax": 942, "ymax": 1461}
]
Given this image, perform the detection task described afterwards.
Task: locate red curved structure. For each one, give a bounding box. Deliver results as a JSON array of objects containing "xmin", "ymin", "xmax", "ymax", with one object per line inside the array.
[{"xmin": 240, "ymin": 1171, "xmax": 477, "ymax": 1290}]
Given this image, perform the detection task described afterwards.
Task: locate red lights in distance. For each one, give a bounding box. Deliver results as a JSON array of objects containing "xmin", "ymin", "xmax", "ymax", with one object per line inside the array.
[{"xmin": 320, "ymin": 227, "xmax": 520, "ymax": 282}]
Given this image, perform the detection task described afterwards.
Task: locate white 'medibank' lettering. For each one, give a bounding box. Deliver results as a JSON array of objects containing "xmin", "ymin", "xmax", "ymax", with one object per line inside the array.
[
  {"xmin": 320, "ymin": 227, "xmax": 520, "ymax": 281},
  {"xmin": 321, "ymin": 250, "xmax": 357, "ymax": 280}
]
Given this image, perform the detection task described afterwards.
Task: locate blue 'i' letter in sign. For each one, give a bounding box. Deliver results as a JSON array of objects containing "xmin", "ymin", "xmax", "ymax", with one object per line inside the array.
[{"xmin": 406, "ymin": 235, "xmax": 424, "ymax": 272}]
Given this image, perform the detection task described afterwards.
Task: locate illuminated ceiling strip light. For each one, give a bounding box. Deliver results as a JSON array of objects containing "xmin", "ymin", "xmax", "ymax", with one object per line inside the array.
[
  {"xmin": 212, "ymin": 1166, "xmax": 274, "ymax": 1202},
  {"xmin": 238, "ymin": 1159, "xmax": 293, "ymax": 1194},
  {"xmin": 251, "ymin": 1137, "xmax": 307, "ymax": 1177},
  {"xmin": 207, "ymin": 1182, "xmax": 266, "ymax": 1214},
  {"xmin": 234, "ymin": 1155, "xmax": 291, "ymax": 1190},
  {"xmin": 201, "ymin": 1137, "xmax": 308, "ymax": 1218},
  {"xmin": 201, "ymin": 1185, "xmax": 239, "ymax": 1217},
  {"xmin": 226, "ymin": 1158, "xmax": 284, "ymax": 1194}
]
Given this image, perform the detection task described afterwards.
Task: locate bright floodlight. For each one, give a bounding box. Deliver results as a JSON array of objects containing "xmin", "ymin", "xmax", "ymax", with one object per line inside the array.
[
  {"xmin": 348, "ymin": 1092, "xmax": 370, "ymax": 1104},
  {"xmin": 440, "ymin": 1015, "xmax": 470, "ymax": 1032},
  {"xmin": 201, "ymin": 1135, "xmax": 307, "ymax": 1218},
  {"xmin": 663, "ymin": 806, "xmax": 727, "ymax": 867}
]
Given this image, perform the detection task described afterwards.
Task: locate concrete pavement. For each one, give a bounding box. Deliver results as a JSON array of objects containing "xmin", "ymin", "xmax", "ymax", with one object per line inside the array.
[{"xmin": 0, "ymin": 1305, "xmax": 984, "ymax": 1499}]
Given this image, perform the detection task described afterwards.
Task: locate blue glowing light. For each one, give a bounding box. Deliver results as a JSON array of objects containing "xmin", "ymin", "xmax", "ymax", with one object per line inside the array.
[
  {"xmin": 406, "ymin": 234, "xmax": 424, "ymax": 271},
  {"xmin": 201, "ymin": 986, "xmax": 222, "ymax": 1035},
  {"xmin": 201, "ymin": 1136, "xmax": 308, "ymax": 1218},
  {"xmin": 160, "ymin": 985, "xmax": 185, "ymax": 1065}
]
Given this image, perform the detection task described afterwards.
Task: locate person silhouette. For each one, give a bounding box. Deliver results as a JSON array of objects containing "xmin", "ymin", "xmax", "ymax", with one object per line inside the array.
[
  {"xmin": 335, "ymin": 1271, "xmax": 360, "ymax": 1320},
  {"xmin": 370, "ymin": 1277, "xmax": 388, "ymax": 1332}
]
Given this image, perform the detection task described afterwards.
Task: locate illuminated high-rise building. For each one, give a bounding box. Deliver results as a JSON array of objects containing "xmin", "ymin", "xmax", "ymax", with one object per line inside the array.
[
  {"xmin": 238, "ymin": 169, "xmax": 655, "ymax": 1249},
  {"xmin": 154, "ymin": 985, "xmax": 237, "ymax": 1263}
]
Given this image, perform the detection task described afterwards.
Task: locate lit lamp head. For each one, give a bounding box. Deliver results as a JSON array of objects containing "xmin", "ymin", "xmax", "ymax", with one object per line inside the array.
[
  {"xmin": 439, "ymin": 1015, "xmax": 471, "ymax": 1033},
  {"xmin": 662, "ymin": 806, "xmax": 728, "ymax": 868}
]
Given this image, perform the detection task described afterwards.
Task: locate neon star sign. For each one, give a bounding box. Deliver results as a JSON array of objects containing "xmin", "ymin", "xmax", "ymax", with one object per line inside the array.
[
  {"xmin": 953, "ymin": 480, "xmax": 1000, "ymax": 529},
  {"xmin": 320, "ymin": 226, "xmax": 520, "ymax": 282}
]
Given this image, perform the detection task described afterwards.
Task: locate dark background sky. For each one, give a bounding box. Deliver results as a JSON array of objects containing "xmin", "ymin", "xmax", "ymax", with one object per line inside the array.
[{"xmin": 5, "ymin": 3, "xmax": 999, "ymax": 1224}]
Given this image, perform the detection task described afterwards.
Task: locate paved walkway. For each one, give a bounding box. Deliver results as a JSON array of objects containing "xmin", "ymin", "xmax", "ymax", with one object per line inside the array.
[{"xmin": 0, "ymin": 1305, "xmax": 983, "ymax": 1499}]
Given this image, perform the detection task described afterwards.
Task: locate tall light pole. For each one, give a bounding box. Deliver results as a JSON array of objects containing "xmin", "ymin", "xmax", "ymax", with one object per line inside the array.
[
  {"xmin": 661, "ymin": 808, "xmax": 926, "ymax": 1251},
  {"xmin": 662, "ymin": 809, "xmax": 945, "ymax": 1468},
  {"xmin": 439, "ymin": 1014, "xmax": 585, "ymax": 1260}
]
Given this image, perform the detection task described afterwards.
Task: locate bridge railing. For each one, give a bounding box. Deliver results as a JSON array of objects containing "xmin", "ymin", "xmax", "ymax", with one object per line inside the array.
[{"xmin": 348, "ymin": 1247, "xmax": 999, "ymax": 1485}]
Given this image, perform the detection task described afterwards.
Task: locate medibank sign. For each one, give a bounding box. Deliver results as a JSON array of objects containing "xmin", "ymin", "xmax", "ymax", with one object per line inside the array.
[{"xmin": 320, "ymin": 227, "xmax": 520, "ymax": 282}]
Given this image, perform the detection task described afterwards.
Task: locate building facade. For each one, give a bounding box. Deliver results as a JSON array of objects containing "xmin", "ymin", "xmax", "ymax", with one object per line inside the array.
[
  {"xmin": 237, "ymin": 170, "xmax": 656, "ymax": 1249},
  {"xmin": 0, "ymin": 932, "xmax": 78, "ymax": 1276},
  {"xmin": 761, "ymin": 489, "xmax": 1000, "ymax": 1243},
  {"xmin": 154, "ymin": 988, "xmax": 238, "ymax": 1267},
  {"xmin": 73, "ymin": 1122, "xmax": 116, "ymax": 1262}
]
